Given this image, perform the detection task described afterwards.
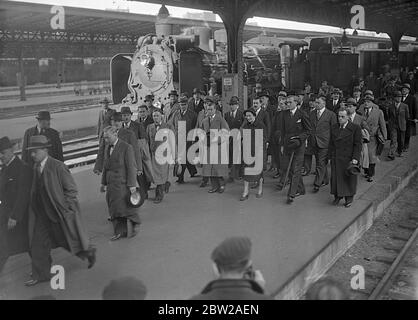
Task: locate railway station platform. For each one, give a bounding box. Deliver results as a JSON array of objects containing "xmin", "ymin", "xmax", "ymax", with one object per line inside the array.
[{"xmin": 0, "ymin": 138, "xmax": 417, "ymax": 300}]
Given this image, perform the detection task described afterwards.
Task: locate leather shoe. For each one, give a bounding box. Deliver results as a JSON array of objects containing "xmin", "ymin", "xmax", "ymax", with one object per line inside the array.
[
  {"xmin": 86, "ymin": 248, "xmax": 97, "ymax": 269},
  {"xmin": 367, "ymin": 177, "xmax": 373, "ymax": 182},
  {"xmin": 256, "ymin": 192, "xmax": 263, "ymax": 198},
  {"xmin": 313, "ymin": 186, "xmax": 320, "ymax": 193},
  {"xmin": 273, "ymin": 173, "xmax": 281, "ymax": 179},
  {"xmin": 153, "ymin": 198, "xmax": 162, "ymax": 204},
  {"xmin": 24, "ymin": 278, "xmax": 49, "ymax": 287},
  {"xmin": 240, "ymin": 194, "xmax": 249, "ymax": 201},
  {"xmin": 176, "ymin": 178, "xmax": 185, "ymax": 184},
  {"xmin": 110, "ymin": 234, "xmax": 122, "ymax": 241},
  {"xmin": 218, "ymin": 186, "xmax": 225, "ymax": 194},
  {"xmin": 276, "ymin": 183, "xmax": 284, "ymax": 191},
  {"xmin": 344, "ymin": 201, "xmax": 353, "ymax": 208},
  {"xmin": 286, "ymin": 197, "xmax": 294, "ymax": 204},
  {"xmin": 208, "ymin": 188, "xmax": 219, "ymax": 193},
  {"xmin": 164, "ymin": 182, "xmax": 171, "ymax": 193},
  {"xmin": 332, "ymin": 197, "xmax": 342, "ymax": 206},
  {"xmin": 199, "ymin": 181, "xmax": 207, "ymax": 188}
]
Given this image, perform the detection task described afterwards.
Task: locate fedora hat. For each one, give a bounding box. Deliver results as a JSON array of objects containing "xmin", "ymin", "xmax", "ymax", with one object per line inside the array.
[
  {"xmin": 192, "ymin": 88, "xmax": 202, "ymax": 95},
  {"xmin": 402, "ymin": 83, "xmax": 411, "ymax": 90},
  {"xmin": 394, "ymin": 90, "xmax": 403, "ymax": 98},
  {"xmin": 36, "ymin": 110, "xmax": 51, "ymax": 121},
  {"xmin": 346, "ymin": 163, "xmax": 361, "ymax": 176},
  {"xmin": 100, "ymin": 97, "xmax": 111, "ymax": 104},
  {"xmin": 120, "ymin": 106, "xmax": 133, "ymax": 115},
  {"xmin": 179, "ymin": 96, "xmax": 188, "ymax": 104},
  {"xmin": 229, "ymin": 96, "xmax": 239, "ymax": 105},
  {"xmin": 26, "ymin": 135, "xmax": 51, "ymax": 151},
  {"xmin": 111, "ymin": 112, "xmax": 123, "ymax": 122},
  {"xmin": 127, "ymin": 189, "xmax": 145, "ymax": 208},
  {"xmin": 0, "ymin": 136, "xmax": 14, "ymax": 153}
]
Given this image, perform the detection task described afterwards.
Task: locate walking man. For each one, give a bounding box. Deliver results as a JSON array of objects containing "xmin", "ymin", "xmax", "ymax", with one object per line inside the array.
[
  {"xmin": 387, "ymin": 91, "xmax": 409, "ymax": 159},
  {"xmin": 329, "ymin": 108, "xmax": 362, "ymax": 208},
  {"xmin": 0, "ymin": 137, "xmax": 32, "ymax": 273},
  {"xmin": 26, "ymin": 135, "xmax": 96, "ymax": 286}
]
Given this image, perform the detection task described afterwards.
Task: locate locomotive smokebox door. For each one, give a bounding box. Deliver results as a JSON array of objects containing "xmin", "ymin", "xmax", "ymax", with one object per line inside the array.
[
  {"xmin": 222, "ymin": 74, "xmax": 239, "ymax": 114},
  {"xmin": 179, "ymin": 51, "xmax": 203, "ymax": 97},
  {"xmin": 110, "ymin": 53, "xmax": 133, "ymax": 104}
]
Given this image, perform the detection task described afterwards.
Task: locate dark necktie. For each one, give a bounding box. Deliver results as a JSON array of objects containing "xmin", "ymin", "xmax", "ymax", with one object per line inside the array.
[
  {"xmin": 365, "ymin": 108, "xmax": 370, "ymax": 118},
  {"xmin": 316, "ymin": 110, "xmax": 321, "ymax": 120}
]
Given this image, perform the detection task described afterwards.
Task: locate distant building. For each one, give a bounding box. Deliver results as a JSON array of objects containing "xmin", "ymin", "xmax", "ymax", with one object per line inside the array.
[{"xmin": 184, "ymin": 11, "xmax": 216, "ymax": 21}]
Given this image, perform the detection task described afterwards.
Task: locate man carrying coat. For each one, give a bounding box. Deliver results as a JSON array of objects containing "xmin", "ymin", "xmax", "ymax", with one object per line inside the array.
[
  {"xmin": 25, "ymin": 135, "xmax": 96, "ymax": 286},
  {"xmin": 101, "ymin": 127, "xmax": 141, "ymax": 241},
  {"xmin": 21, "ymin": 110, "xmax": 63, "ymax": 169},
  {"xmin": 0, "ymin": 137, "xmax": 32, "ymax": 273},
  {"xmin": 309, "ymin": 96, "xmax": 337, "ymax": 193},
  {"xmin": 329, "ymin": 107, "xmax": 362, "ymax": 208}
]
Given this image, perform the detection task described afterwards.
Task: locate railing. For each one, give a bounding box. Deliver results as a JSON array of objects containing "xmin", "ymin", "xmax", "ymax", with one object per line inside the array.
[{"xmin": 15, "ymin": 135, "xmax": 99, "ymax": 169}]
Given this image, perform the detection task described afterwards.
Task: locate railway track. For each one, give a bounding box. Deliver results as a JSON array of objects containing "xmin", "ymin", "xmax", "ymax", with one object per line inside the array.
[{"xmin": 367, "ymin": 214, "xmax": 418, "ymax": 300}]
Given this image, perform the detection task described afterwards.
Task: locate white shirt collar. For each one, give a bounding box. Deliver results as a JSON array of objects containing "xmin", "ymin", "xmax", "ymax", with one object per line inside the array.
[
  {"xmin": 125, "ymin": 121, "xmax": 131, "ymax": 128},
  {"xmin": 5, "ymin": 155, "xmax": 16, "ymax": 167},
  {"xmin": 37, "ymin": 125, "xmax": 43, "ymax": 134},
  {"xmin": 317, "ymin": 107, "xmax": 325, "ymax": 117},
  {"xmin": 112, "ymin": 138, "xmax": 119, "ymax": 147},
  {"xmin": 341, "ymin": 121, "xmax": 348, "ymax": 129},
  {"xmin": 38, "ymin": 156, "xmax": 48, "ymax": 173},
  {"xmin": 290, "ymin": 108, "xmax": 297, "ymax": 116},
  {"xmin": 255, "ymin": 107, "xmax": 261, "ymax": 116}
]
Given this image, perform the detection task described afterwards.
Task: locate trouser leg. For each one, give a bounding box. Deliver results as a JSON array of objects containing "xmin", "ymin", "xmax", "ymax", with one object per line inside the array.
[
  {"xmin": 314, "ymin": 147, "xmax": 329, "ymax": 187},
  {"xmin": 30, "ymin": 212, "xmax": 53, "ymax": 281},
  {"xmin": 389, "ymin": 128, "xmax": 398, "ymax": 157},
  {"xmin": 288, "ymin": 146, "xmax": 305, "ymax": 197},
  {"xmin": 303, "ymin": 153, "xmax": 312, "ymax": 174},
  {"xmin": 404, "ymin": 121, "xmax": 411, "ymax": 150},
  {"xmin": 0, "ymin": 226, "xmax": 9, "ymax": 274},
  {"xmin": 397, "ymin": 130, "xmax": 405, "ymax": 154},
  {"xmin": 210, "ymin": 177, "xmax": 220, "ymax": 189},
  {"xmin": 368, "ymin": 163, "xmax": 376, "ymax": 177}
]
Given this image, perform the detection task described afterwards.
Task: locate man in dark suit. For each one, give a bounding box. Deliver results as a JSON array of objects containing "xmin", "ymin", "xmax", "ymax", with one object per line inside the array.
[
  {"xmin": 278, "ymin": 95, "xmax": 312, "ymax": 204},
  {"xmin": 136, "ymin": 104, "xmax": 154, "ymax": 129},
  {"xmin": 401, "ymin": 83, "xmax": 418, "ymax": 151},
  {"xmin": 309, "ymin": 96, "xmax": 337, "ymax": 193},
  {"xmin": 171, "ymin": 96, "xmax": 198, "ymax": 183},
  {"xmin": 101, "ymin": 126, "xmax": 140, "ymax": 241},
  {"xmin": 271, "ymin": 91, "xmax": 287, "ymax": 179},
  {"xmin": 388, "ymin": 91, "xmax": 410, "ymax": 159},
  {"xmin": 224, "ymin": 96, "xmax": 244, "ymax": 182},
  {"xmin": 0, "ymin": 137, "xmax": 32, "ymax": 273},
  {"xmin": 329, "ymin": 107, "xmax": 362, "ymax": 208},
  {"xmin": 21, "ymin": 111, "xmax": 63, "ymax": 168},
  {"xmin": 188, "ymin": 88, "xmax": 205, "ymax": 114},
  {"xmin": 326, "ymin": 88, "xmax": 342, "ymax": 114},
  {"xmin": 121, "ymin": 106, "xmax": 146, "ymax": 140}
]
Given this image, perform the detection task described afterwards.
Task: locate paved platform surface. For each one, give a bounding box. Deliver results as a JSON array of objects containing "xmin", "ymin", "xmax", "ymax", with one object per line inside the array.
[{"xmin": 2, "ymin": 139, "xmax": 415, "ymax": 300}]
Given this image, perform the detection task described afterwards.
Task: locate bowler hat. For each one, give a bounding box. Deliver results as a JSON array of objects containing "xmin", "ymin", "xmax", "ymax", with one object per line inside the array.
[
  {"xmin": 229, "ymin": 96, "xmax": 239, "ymax": 105},
  {"xmin": 192, "ymin": 88, "xmax": 202, "ymax": 95},
  {"xmin": 204, "ymin": 96, "xmax": 215, "ymax": 104},
  {"xmin": 144, "ymin": 94, "xmax": 154, "ymax": 102},
  {"xmin": 332, "ymin": 88, "xmax": 341, "ymax": 95},
  {"xmin": 127, "ymin": 189, "xmax": 145, "ymax": 208},
  {"xmin": 259, "ymin": 90, "xmax": 270, "ymax": 98},
  {"xmin": 100, "ymin": 97, "xmax": 111, "ymax": 104},
  {"xmin": 26, "ymin": 135, "xmax": 51, "ymax": 151},
  {"xmin": 346, "ymin": 98, "xmax": 357, "ymax": 107},
  {"xmin": 346, "ymin": 163, "xmax": 361, "ymax": 176},
  {"xmin": 402, "ymin": 83, "xmax": 411, "ymax": 90},
  {"xmin": 243, "ymin": 109, "xmax": 256, "ymax": 117},
  {"xmin": 211, "ymin": 237, "xmax": 252, "ymax": 267},
  {"xmin": 0, "ymin": 136, "xmax": 14, "ymax": 153},
  {"xmin": 286, "ymin": 136, "xmax": 301, "ymax": 150},
  {"xmin": 111, "ymin": 112, "xmax": 123, "ymax": 122},
  {"xmin": 278, "ymin": 91, "xmax": 287, "ymax": 97},
  {"xmin": 394, "ymin": 91, "xmax": 403, "ymax": 98},
  {"xmin": 120, "ymin": 106, "xmax": 133, "ymax": 115},
  {"xmin": 179, "ymin": 96, "xmax": 188, "ymax": 104},
  {"xmin": 169, "ymin": 90, "xmax": 178, "ymax": 97},
  {"xmin": 36, "ymin": 110, "xmax": 51, "ymax": 121}
]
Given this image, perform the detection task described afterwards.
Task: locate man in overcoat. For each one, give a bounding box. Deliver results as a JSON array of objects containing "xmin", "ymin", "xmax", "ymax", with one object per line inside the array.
[
  {"xmin": 329, "ymin": 108, "xmax": 362, "ymax": 208},
  {"xmin": 0, "ymin": 137, "xmax": 32, "ymax": 273},
  {"xmin": 199, "ymin": 101, "xmax": 230, "ymax": 194},
  {"xmin": 188, "ymin": 88, "xmax": 205, "ymax": 114},
  {"xmin": 97, "ymin": 97, "xmax": 115, "ymax": 138},
  {"xmin": 401, "ymin": 83, "xmax": 418, "ymax": 151},
  {"xmin": 21, "ymin": 110, "xmax": 63, "ymax": 168},
  {"xmin": 25, "ymin": 135, "xmax": 96, "ymax": 286},
  {"xmin": 358, "ymin": 95, "xmax": 387, "ymax": 180},
  {"xmin": 147, "ymin": 110, "xmax": 175, "ymax": 204},
  {"xmin": 170, "ymin": 96, "xmax": 198, "ymax": 184},
  {"xmin": 326, "ymin": 88, "xmax": 342, "ymax": 114},
  {"xmin": 387, "ymin": 91, "xmax": 409, "ymax": 159},
  {"xmin": 309, "ymin": 96, "xmax": 337, "ymax": 193},
  {"xmin": 101, "ymin": 127, "xmax": 140, "ymax": 241}
]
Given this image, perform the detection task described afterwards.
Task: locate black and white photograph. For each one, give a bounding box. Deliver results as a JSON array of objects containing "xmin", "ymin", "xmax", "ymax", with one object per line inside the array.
[{"xmin": 1, "ymin": 0, "xmax": 418, "ymax": 306}]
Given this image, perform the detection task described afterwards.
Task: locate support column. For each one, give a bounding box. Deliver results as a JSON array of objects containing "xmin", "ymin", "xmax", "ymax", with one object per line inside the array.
[
  {"xmin": 213, "ymin": 0, "xmax": 262, "ymax": 109},
  {"xmin": 17, "ymin": 46, "xmax": 26, "ymax": 101}
]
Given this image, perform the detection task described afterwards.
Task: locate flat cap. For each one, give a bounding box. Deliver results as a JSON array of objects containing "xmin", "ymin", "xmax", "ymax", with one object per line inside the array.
[
  {"xmin": 102, "ymin": 277, "xmax": 147, "ymax": 300},
  {"xmin": 211, "ymin": 237, "xmax": 252, "ymax": 267}
]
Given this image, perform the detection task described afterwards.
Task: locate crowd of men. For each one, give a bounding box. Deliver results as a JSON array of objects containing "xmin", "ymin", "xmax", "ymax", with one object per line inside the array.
[{"xmin": 0, "ymin": 67, "xmax": 417, "ymax": 296}]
